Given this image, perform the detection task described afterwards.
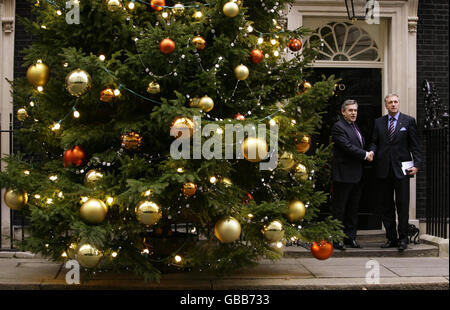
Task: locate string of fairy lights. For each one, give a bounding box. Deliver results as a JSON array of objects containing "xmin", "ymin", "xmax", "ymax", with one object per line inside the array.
[{"xmin": 16, "ymin": 0, "xmax": 317, "ymax": 265}]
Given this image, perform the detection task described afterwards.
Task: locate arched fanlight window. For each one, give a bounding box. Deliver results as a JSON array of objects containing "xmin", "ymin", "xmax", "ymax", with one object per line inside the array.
[{"xmin": 307, "ymin": 22, "xmax": 380, "ymax": 62}]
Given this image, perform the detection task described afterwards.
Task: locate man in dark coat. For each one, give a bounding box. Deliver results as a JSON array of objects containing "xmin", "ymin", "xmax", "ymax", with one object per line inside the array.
[
  {"xmin": 369, "ymin": 94, "xmax": 422, "ymax": 251},
  {"xmin": 331, "ymin": 99, "xmax": 373, "ymax": 250}
]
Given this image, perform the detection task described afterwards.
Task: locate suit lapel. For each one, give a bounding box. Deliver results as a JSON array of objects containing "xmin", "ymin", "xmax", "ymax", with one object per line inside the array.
[
  {"xmin": 383, "ymin": 115, "xmax": 389, "ymax": 139},
  {"xmin": 342, "ymin": 119, "xmax": 362, "ymax": 147},
  {"xmin": 392, "ymin": 113, "xmax": 404, "ymax": 141}
]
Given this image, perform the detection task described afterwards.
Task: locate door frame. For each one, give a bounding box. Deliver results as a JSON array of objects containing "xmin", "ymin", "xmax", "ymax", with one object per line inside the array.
[{"xmin": 287, "ymin": 0, "xmax": 420, "ymax": 225}]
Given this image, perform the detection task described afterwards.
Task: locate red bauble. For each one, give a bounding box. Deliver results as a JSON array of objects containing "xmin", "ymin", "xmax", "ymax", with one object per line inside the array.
[
  {"xmin": 310, "ymin": 241, "xmax": 334, "ymax": 260},
  {"xmin": 64, "ymin": 146, "xmax": 86, "ymax": 167},
  {"xmin": 243, "ymin": 192, "xmax": 253, "ymax": 205},
  {"xmin": 288, "ymin": 38, "xmax": 303, "ymax": 52},
  {"xmin": 234, "ymin": 113, "xmax": 245, "ymax": 121},
  {"xmin": 160, "ymin": 38, "xmax": 176, "ymax": 55},
  {"xmin": 250, "ymin": 49, "xmax": 263, "ymax": 64},
  {"xmin": 151, "ymin": 0, "xmax": 165, "ymax": 11}
]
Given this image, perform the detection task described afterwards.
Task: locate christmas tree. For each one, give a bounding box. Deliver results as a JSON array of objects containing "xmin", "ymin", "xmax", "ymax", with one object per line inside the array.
[{"xmin": 1, "ymin": 0, "xmax": 344, "ymax": 282}]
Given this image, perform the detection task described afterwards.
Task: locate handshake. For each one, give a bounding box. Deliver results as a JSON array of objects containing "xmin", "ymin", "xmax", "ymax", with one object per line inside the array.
[{"xmin": 366, "ymin": 151, "xmax": 374, "ymax": 162}]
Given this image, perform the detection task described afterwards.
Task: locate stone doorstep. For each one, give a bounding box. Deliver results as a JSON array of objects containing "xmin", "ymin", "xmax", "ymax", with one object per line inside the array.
[{"xmin": 420, "ymin": 234, "xmax": 449, "ymax": 257}]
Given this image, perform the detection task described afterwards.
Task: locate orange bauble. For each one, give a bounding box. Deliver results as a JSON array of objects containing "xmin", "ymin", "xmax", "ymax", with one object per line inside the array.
[
  {"xmin": 160, "ymin": 38, "xmax": 176, "ymax": 55},
  {"xmin": 151, "ymin": 0, "xmax": 165, "ymax": 11},
  {"xmin": 288, "ymin": 38, "xmax": 303, "ymax": 52},
  {"xmin": 296, "ymin": 135, "xmax": 311, "ymax": 153},
  {"xmin": 234, "ymin": 113, "xmax": 245, "ymax": 121},
  {"xmin": 250, "ymin": 49, "xmax": 263, "ymax": 64},
  {"xmin": 64, "ymin": 146, "xmax": 86, "ymax": 167},
  {"xmin": 310, "ymin": 241, "xmax": 333, "ymax": 260}
]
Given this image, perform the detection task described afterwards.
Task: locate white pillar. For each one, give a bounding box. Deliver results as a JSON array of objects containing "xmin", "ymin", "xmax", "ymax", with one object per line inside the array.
[{"xmin": 0, "ymin": 0, "xmax": 15, "ymax": 248}]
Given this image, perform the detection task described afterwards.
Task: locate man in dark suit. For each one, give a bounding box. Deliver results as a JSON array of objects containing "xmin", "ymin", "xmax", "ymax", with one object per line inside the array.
[
  {"xmin": 369, "ymin": 94, "xmax": 422, "ymax": 251},
  {"xmin": 331, "ymin": 99, "xmax": 373, "ymax": 250}
]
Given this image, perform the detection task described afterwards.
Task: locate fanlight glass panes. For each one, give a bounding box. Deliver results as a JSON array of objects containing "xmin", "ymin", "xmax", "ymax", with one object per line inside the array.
[{"xmin": 307, "ymin": 22, "xmax": 380, "ymax": 62}]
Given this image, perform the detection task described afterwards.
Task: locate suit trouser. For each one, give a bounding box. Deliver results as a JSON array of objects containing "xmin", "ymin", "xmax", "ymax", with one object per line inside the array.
[
  {"xmin": 332, "ymin": 181, "xmax": 362, "ymax": 241},
  {"xmin": 377, "ymin": 165, "xmax": 410, "ymax": 242}
]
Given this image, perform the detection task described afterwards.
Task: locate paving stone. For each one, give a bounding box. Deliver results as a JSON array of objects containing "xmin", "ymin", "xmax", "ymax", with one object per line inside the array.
[
  {"xmin": 304, "ymin": 265, "xmax": 398, "ymax": 278},
  {"xmin": 376, "ymin": 257, "xmax": 450, "ymax": 268},
  {"xmin": 387, "ymin": 267, "xmax": 449, "ymax": 277}
]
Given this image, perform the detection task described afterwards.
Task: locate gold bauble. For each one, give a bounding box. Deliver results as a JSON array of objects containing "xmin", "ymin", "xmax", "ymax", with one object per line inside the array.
[
  {"xmin": 296, "ymin": 135, "xmax": 311, "ymax": 153},
  {"xmin": 279, "ymin": 151, "xmax": 295, "ymax": 170},
  {"xmin": 171, "ymin": 117, "xmax": 194, "ymax": 139},
  {"xmin": 17, "ymin": 108, "xmax": 28, "ymax": 121},
  {"xmin": 172, "ymin": 3, "xmax": 185, "ymax": 15},
  {"xmin": 76, "ymin": 244, "xmax": 103, "ymax": 268},
  {"xmin": 147, "ymin": 82, "xmax": 161, "ymax": 94},
  {"xmin": 100, "ymin": 88, "xmax": 115, "ymax": 102},
  {"xmin": 192, "ymin": 36, "xmax": 206, "ymax": 50},
  {"xmin": 4, "ymin": 189, "xmax": 28, "ymax": 211},
  {"xmin": 295, "ymin": 163, "xmax": 308, "ymax": 180},
  {"xmin": 214, "ymin": 216, "xmax": 241, "ymax": 243},
  {"xmin": 189, "ymin": 97, "xmax": 201, "ymax": 108},
  {"xmin": 234, "ymin": 64, "xmax": 249, "ymax": 81},
  {"xmin": 135, "ymin": 201, "xmax": 162, "ymax": 226},
  {"xmin": 223, "ymin": 1, "xmax": 239, "ymax": 18},
  {"xmin": 198, "ymin": 96, "xmax": 214, "ymax": 112},
  {"xmin": 182, "ymin": 182, "xmax": 197, "ymax": 197},
  {"xmin": 287, "ymin": 200, "xmax": 306, "ymax": 222},
  {"xmin": 222, "ymin": 177, "xmax": 232, "ymax": 187},
  {"xmin": 107, "ymin": 0, "xmax": 122, "ymax": 12},
  {"xmin": 26, "ymin": 62, "xmax": 50, "ymax": 87},
  {"xmin": 121, "ymin": 131, "xmax": 143, "ymax": 150},
  {"xmin": 84, "ymin": 169, "xmax": 104, "ymax": 185},
  {"xmin": 65, "ymin": 69, "xmax": 92, "ymax": 97},
  {"xmin": 298, "ymin": 81, "xmax": 312, "ymax": 95},
  {"xmin": 80, "ymin": 198, "xmax": 108, "ymax": 224},
  {"xmin": 263, "ymin": 220, "xmax": 284, "ymax": 243},
  {"xmin": 242, "ymin": 137, "xmax": 268, "ymax": 163}
]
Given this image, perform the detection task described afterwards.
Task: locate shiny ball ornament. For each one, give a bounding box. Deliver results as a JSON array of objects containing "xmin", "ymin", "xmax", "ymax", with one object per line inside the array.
[
  {"xmin": 107, "ymin": 0, "xmax": 122, "ymax": 12},
  {"xmin": 172, "ymin": 3, "xmax": 185, "ymax": 15},
  {"xmin": 250, "ymin": 49, "xmax": 264, "ymax": 64},
  {"xmin": 234, "ymin": 113, "xmax": 245, "ymax": 121},
  {"xmin": 64, "ymin": 145, "xmax": 86, "ymax": 167},
  {"xmin": 171, "ymin": 117, "xmax": 194, "ymax": 139},
  {"xmin": 296, "ymin": 135, "xmax": 311, "ymax": 153},
  {"xmin": 26, "ymin": 62, "xmax": 50, "ymax": 87},
  {"xmin": 263, "ymin": 220, "xmax": 285, "ymax": 243},
  {"xmin": 100, "ymin": 88, "xmax": 115, "ymax": 103},
  {"xmin": 150, "ymin": 0, "xmax": 165, "ymax": 11},
  {"xmin": 160, "ymin": 38, "xmax": 176, "ymax": 54},
  {"xmin": 222, "ymin": 177, "xmax": 232, "ymax": 187},
  {"xmin": 65, "ymin": 69, "xmax": 92, "ymax": 97},
  {"xmin": 84, "ymin": 169, "xmax": 104, "ymax": 186},
  {"xmin": 4, "ymin": 189, "xmax": 28, "ymax": 211},
  {"xmin": 214, "ymin": 217, "xmax": 241, "ymax": 243},
  {"xmin": 287, "ymin": 200, "xmax": 306, "ymax": 222},
  {"xmin": 192, "ymin": 36, "xmax": 206, "ymax": 50},
  {"xmin": 234, "ymin": 64, "xmax": 249, "ymax": 81},
  {"xmin": 242, "ymin": 137, "xmax": 268, "ymax": 162},
  {"xmin": 243, "ymin": 192, "xmax": 253, "ymax": 205},
  {"xmin": 80, "ymin": 198, "xmax": 108, "ymax": 224},
  {"xmin": 198, "ymin": 96, "xmax": 214, "ymax": 112},
  {"xmin": 146, "ymin": 82, "xmax": 161, "ymax": 94},
  {"xmin": 298, "ymin": 81, "xmax": 312, "ymax": 95},
  {"xmin": 17, "ymin": 108, "xmax": 28, "ymax": 121},
  {"xmin": 121, "ymin": 131, "xmax": 143, "ymax": 150},
  {"xmin": 288, "ymin": 38, "xmax": 303, "ymax": 52},
  {"xmin": 182, "ymin": 182, "xmax": 197, "ymax": 197},
  {"xmin": 311, "ymin": 241, "xmax": 334, "ymax": 260},
  {"xmin": 223, "ymin": 1, "xmax": 239, "ymax": 18},
  {"xmin": 135, "ymin": 201, "xmax": 162, "ymax": 226},
  {"xmin": 278, "ymin": 151, "xmax": 295, "ymax": 170},
  {"xmin": 189, "ymin": 97, "xmax": 201, "ymax": 108},
  {"xmin": 295, "ymin": 163, "xmax": 308, "ymax": 180},
  {"xmin": 76, "ymin": 244, "xmax": 103, "ymax": 268}
]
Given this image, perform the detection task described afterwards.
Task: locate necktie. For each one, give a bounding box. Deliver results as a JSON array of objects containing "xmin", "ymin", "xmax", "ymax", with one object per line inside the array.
[
  {"xmin": 389, "ymin": 117, "xmax": 395, "ymax": 141},
  {"xmin": 352, "ymin": 123, "xmax": 363, "ymax": 146}
]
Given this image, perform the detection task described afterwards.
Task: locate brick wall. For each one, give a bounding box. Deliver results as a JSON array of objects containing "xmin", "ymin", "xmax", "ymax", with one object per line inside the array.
[{"xmin": 416, "ymin": 0, "xmax": 449, "ymax": 219}]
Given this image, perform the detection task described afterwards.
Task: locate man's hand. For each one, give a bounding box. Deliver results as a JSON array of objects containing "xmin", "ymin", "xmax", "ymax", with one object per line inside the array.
[
  {"xmin": 407, "ymin": 167, "xmax": 418, "ymax": 175},
  {"xmin": 366, "ymin": 151, "xmax": 374, "ymax": 162}
]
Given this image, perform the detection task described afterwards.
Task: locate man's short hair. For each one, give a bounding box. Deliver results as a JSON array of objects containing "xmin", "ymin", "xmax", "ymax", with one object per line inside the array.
[
  {"xmin": 384, "ymin": 94, "xmax": 399, "ymax": 103},
  {"xmin": 341, "ymin": 99, "xmax": 358, "ymax": 111}
]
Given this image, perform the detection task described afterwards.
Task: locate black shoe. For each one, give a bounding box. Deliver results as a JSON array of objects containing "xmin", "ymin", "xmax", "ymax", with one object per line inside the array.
[
  {"xmin": 333, "ymin": 242, "xmax": 346, "ymax": 251},
  {"xmin": 398, "ymin": 240, "xmax": 408, "ymax": 251},
  {"xmin": 381, "ymin": 240, "xmax": 398, "ymax": 248},
  {"xmin": 345, "ymin": 239, "xmax": 362, "ymax": 248}
]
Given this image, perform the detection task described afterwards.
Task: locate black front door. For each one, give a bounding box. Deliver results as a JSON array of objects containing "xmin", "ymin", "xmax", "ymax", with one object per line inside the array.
[{"xmin": 311, "ymin": 68, "xmax": 382, "ymax": 230}]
